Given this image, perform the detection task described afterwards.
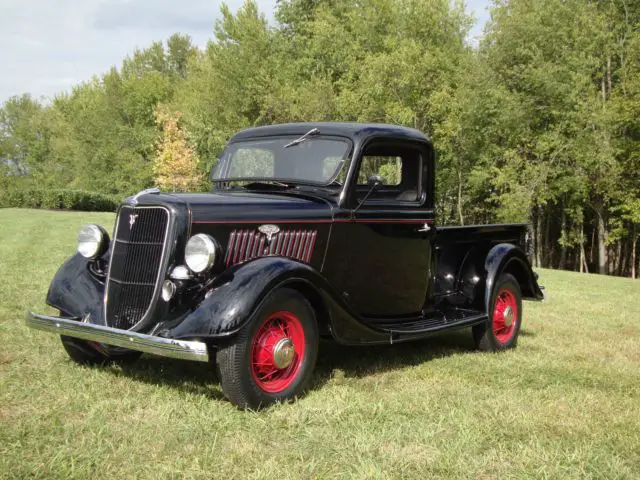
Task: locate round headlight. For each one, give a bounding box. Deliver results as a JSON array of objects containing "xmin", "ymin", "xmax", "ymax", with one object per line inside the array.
[
  {"xmin": 184, "ymin": 234, "xmax": 217, "ymax": 273},
  {"xmin": 77, "ymin": 224, "xmax": 108, "ymax": 259}
]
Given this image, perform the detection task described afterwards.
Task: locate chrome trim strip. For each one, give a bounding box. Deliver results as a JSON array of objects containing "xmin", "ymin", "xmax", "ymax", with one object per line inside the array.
[
  {"xmin": 26, "ymin": 312, "xmax": 209, "ymax": 362},
  {"xmin": 104, "ymin": 205, "xmax": 172, "ymax": 331}
]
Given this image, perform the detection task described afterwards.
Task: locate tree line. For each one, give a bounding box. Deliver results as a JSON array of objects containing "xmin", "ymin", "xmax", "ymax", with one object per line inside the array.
[{"xmin": 1, "ymin": 0, "xmax": 639, "ymax": 278}]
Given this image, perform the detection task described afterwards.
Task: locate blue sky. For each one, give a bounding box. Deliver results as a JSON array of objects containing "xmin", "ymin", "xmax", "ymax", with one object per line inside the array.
[{"xmin": 0, "ymin": 0, "xmax": 492, "ymax": 104}]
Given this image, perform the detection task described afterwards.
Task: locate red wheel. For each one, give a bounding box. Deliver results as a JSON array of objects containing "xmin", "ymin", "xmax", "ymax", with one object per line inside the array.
[
  {"xmin": 250, "ymin": 311, "xmax": 306, "ymax": 393},
  {"xmin": 217, "ymin": 288, "xmax": 319, "ymax": 409},
  {"xmin": 473, "ymin": 273, "xmax": 522, "ymax": 351},
  {"xmin": 492, "ymin": 288, "xmax": 518, "ymax": 345}
]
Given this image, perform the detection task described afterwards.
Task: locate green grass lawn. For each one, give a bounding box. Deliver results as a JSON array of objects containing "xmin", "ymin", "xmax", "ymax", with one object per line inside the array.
[{"xmin": 1, "ymin": 208, "xmax": 639, "ymax": 479}]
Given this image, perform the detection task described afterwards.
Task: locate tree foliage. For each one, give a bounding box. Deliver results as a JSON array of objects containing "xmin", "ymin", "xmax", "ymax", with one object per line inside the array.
[{"xmin": 153, "ymin": 106, "xmax": 201, "ymax": 191}]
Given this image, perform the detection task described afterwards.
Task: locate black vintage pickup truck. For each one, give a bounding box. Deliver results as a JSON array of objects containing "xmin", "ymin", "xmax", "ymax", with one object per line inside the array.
[{"xmin": 27, "ymin": 122, "xmax": 543, "ymax": 409}]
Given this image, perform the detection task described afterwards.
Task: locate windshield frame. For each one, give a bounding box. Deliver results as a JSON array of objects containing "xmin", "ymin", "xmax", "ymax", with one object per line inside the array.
[{"xmin": 211, "ymin": 134, "xmax": 353, "ymax": 187}]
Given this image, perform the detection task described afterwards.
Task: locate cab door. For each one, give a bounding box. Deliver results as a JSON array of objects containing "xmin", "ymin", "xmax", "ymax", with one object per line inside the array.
[{"xmin": 333, "ymin": 139, "xmax": 435, "ymax": 317}]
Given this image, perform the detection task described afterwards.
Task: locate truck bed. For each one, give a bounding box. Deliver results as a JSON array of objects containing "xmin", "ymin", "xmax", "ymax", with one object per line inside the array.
[{"xmin": 434, "ymin": 223, "xmax": 532, "ymax": 299}]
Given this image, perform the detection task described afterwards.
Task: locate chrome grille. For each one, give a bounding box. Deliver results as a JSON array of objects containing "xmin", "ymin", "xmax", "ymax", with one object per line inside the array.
[
  {"xmin": 225, "ymin": 229, "xmax": 317, "ymax": 267},
  {"xmin": 105, "ymin": 206, "xmax": 169, "ymax": 330}
]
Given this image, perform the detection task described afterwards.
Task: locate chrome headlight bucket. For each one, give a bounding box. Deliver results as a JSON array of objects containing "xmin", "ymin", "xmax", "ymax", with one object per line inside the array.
[
  {"xmin": 184, "ymin": 234, "xmax": 218, "ymax": 273},
  {"xmin": 77, "ymin": 224, "xmax": 109, "ymax": 259}
]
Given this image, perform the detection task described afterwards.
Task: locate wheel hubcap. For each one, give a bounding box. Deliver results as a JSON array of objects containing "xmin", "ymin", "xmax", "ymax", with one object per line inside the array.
[
  {"xmin": 503, "ymin": 306, "xmax": 514, "ymax": 327},
  {"xmin": 272, "ymin": 338, "xmax": 295, "ymax": 369},
  {"xmin": 250, "ymin": 311, "xmax": 306, "ymax": 393}
]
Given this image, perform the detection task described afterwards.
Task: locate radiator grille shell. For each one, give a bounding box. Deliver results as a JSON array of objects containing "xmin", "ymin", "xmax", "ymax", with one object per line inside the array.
[
  {"xmin": 105, "ymin": 205, "xmax": 170, "ymax": 330},
  {"xmin": 225, "ymin": 229, "xmax": 317, "ymax": 267}
]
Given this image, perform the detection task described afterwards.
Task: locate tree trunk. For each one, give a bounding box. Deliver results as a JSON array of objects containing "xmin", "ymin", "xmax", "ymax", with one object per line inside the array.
[
  {"xmin": 457, "ymin": 168, "xmax": 464, "ymax": 226},
  {"xmin": 613, "ymin": 240, "xmax": 622, "ymax": 275},
  {"xmin": 558, "ymin": 200, "xmax": 567, "ymax": 269},
  {"xmin": 544, "ymin": 207, "xmax": 552, "ymax": 267},
  {"xmin": 535, "ymin": 206, "xmax": 542, "ymax": 268},
  {"xmin": 589, "ymin": 224, "xmax": 595, "ymax": 264},
  {"xmin": 607, "ymin": 55, "xmax": 612, "ymax": 95},
  {"xmin": 632, "ymin": 226, "xmax": 638, "ymax": 280},
  {"xmin": 596, "ymin": 209, "xmax": 608, "ymax": 275},
  {"xmin": 620, "ymin": 240, "xmax": 628, "ymax": 277},
  {"xmin": 580, "ymin": 221, "xmax": 588, "ymax": 273}
]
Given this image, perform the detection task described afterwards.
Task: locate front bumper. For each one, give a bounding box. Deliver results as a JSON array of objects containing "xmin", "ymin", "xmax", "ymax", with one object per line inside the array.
[{"xmin": 25, "ymin": 312, "xmax": 210, "ymax": 363}]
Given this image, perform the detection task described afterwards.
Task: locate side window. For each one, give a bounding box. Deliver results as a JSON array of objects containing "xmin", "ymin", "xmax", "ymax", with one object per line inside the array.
[
  {"xmin": 355, "ymin": 144, "xmax": 422, "ymax": 203},
  {"xmin": 357, "ymin": 156, "xmax": 402, "ymax": 186}
]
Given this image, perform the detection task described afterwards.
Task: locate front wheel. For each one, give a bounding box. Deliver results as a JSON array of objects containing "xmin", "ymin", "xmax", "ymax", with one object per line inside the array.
[
  {"xmin": 216, "ymin": 288, "xmax": 319, "ymax": 409},
  {"xmin": 473, "ymin": 273, "xmax": 522, "ymax": 351},
  {"xmin": 60, "ymin": 336, "xmax": 143, "ymax": 366}
]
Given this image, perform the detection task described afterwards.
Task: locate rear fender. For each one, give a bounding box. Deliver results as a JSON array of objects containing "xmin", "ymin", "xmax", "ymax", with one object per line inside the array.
[
  {"xmin": 484, "ymin": 243, "xmax": 543, "ymax": 313},
  {"xmin": 165, "ymin": 257, "xmax": 389, "ymax": 345}
]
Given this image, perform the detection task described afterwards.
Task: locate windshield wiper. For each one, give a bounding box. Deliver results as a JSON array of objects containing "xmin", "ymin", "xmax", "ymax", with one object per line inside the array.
[
  {"xmin": 284, "ymin": 128, "xmax": 319, "ymax": 148},
  {"xmin": 243, "ymin": 181, "xmax": 295, "ymax": 190}
]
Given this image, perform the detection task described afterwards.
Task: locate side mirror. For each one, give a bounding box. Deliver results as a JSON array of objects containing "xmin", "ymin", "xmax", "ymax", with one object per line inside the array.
[{"xmin": 367, "ymin": 175, "xmax": 384, "ymax": 187}]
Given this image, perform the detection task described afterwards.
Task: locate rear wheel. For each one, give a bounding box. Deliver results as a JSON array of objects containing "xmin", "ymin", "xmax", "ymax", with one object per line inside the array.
[
  {"xmin": 473, "ymin": 273, "xmax": 522, "ymax": 351},
  {"xmin": 216, "ymin": 288, "xmax": 319, "ymax": 409}
]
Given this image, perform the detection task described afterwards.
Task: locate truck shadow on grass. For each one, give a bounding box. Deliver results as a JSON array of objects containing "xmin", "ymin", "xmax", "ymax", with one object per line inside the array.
[
  {"xmin": 311, "ymin": 330, "xmax": 476, "ymax": 387},
  {"xmin": 97, "ymin": 329, "xmax": 477, "ymax": 402}
]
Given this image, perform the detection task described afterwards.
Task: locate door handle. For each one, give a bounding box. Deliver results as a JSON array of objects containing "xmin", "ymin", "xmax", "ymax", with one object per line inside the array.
[{"xmin": 417, "ymin": 223, "xmax": 431, "ymax": 233}]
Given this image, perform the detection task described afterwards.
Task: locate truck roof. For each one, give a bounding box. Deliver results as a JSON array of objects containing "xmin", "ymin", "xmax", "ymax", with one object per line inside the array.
[{"xmin": 229, "ymin": 122, "xmax": 431, "ymax": 145}]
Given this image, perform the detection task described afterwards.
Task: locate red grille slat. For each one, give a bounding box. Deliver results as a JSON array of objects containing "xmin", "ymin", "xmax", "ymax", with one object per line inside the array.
[
  {"xmin": 225, "ymin": 228, "xmax": 318, "ymax": 267},
  {"xmin": 246, "ymin": 231, "xmax": 257, "ymax": 260},
  {"xmin": 285, "ymin": 231, "xmax": 296, "ymax": 257},
  {"xmin": 243, "ymin": 231, "xmax": 252, "ymax": 262},
  {"xmin": 296, "ymin": 231, "xmax": 304, "ymax": 259},
  {"xmin": 225, "ymin": 231, "xmax": 236, "ymax": 266},
  {"xmin": 236, "ymin": 231, "xmax": 247, "ymax": 264},
  {"xmin": 305, "ymin": 231, "xmax": 317, "ymax": 262},
  {"xmin": 295, "ymin": 231, "xmax": 306, "ymax": 260},
  {"xmin": 274, "ymin": 232, "xmax": 284, "ymax": 255},
  {"xmin": 289, "ymin": 231, "xmax": 298, "ymax": 257}
]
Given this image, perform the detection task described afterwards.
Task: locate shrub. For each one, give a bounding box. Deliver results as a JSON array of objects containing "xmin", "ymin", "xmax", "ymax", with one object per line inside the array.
[{"xmin": 1, "ymin": 188, "xmax": 120, "ymax": 212}]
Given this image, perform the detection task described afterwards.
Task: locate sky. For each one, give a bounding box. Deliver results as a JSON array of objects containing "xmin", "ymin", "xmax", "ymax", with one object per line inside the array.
[{"xmin": 0, "ymin": 0, "xmax": 492, "ymax": 104}]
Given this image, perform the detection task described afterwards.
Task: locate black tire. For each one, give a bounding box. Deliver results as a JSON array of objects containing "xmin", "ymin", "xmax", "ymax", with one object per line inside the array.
[
  {"xmin": 216, "ymin": 288, "xmax": 319, "ymax": 409},
  {"xmin": 473, "ymin": 273, "xmax": 522, "ymax": 351},
  {"xmin": 60, "ymin": 335, "xmax": 143, "ymax": 365}
]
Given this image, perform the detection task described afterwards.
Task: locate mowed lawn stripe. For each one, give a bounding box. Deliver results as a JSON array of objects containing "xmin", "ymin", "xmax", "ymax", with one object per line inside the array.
[{"xmin": 1, "ymin": 208, "xmax": 639, "ymax": 479}]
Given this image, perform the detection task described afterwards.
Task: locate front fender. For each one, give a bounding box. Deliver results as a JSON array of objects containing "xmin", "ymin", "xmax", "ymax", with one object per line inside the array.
[
  {"xmin": 165, "ymin": 256, "xmax": 390, "ymax": 345},
  {"xmin": 484, "ymin": 243, "xmax": 544, "ymax": 313},
  {"xmin": 46, "ymin": 253, "xmax": 107, "ymax": 325}
]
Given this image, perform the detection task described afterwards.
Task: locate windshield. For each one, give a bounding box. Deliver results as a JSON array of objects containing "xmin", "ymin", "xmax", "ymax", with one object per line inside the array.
[{"xmin": 212, "ymin": 135, "xmax": 351, "ymax": 186}]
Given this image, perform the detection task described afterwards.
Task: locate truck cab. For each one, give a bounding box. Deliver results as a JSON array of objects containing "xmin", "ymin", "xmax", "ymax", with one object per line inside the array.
[{"xmin": 27, "ymin": 122, "xmax": 543, "ymax": 409}]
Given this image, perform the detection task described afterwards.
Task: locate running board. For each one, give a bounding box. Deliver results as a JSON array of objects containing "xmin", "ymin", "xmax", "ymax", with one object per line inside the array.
[{"xmin": 372, "ymin": 308, "xmax": 486, "ymax": 335}]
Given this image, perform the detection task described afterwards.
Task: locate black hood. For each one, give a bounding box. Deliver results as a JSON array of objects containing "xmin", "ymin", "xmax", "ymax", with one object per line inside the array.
[{"xmin": 129, "ymin": 190, "xmax": 334, "ymax": 223}]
